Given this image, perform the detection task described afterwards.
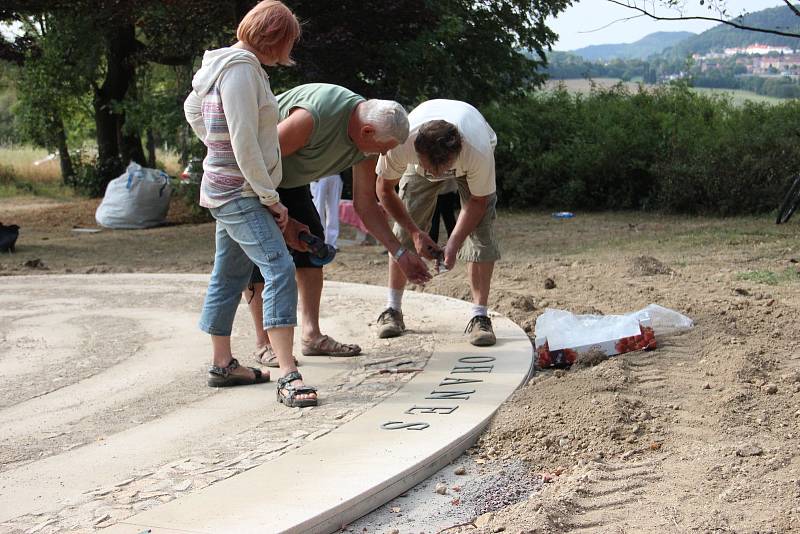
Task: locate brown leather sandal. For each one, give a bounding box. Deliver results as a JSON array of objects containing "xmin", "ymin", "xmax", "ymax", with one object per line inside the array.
[
  {"xmin": 301, "ymin": 335, "xmax": 361, "ymax": 357},
  {"xmin": 253, "ymin": 345, "xmax": 299, "ymax": 368}
]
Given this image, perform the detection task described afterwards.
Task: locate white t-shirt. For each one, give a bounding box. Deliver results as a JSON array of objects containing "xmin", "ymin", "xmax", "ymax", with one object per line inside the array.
[{"xmin": 376, "ymin": 99, "xmax": 497, "ymax": 197}]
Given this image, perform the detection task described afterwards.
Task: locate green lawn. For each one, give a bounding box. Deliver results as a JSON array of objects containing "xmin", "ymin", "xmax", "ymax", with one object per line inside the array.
[{"xmin": 544, "ymin": 78, "xmax": 789, "ymax": 106}]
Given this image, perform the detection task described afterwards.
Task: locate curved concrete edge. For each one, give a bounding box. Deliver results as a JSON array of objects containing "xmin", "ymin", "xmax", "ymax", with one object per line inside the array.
[{"xmin": 103, "ymin": 282, "xmax": 533, "ymax": 534}]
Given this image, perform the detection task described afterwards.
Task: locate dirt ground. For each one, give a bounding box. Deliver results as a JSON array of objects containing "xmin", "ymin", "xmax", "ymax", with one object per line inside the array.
[{"xmin": 2, "ymin": 196, "xmax": 800, "ymax": 533}]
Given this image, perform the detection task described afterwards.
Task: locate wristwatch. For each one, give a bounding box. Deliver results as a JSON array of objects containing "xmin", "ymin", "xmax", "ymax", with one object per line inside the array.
[{"xmin": 391, "ymin": 246, "xmax": 407, "ymax": 262}]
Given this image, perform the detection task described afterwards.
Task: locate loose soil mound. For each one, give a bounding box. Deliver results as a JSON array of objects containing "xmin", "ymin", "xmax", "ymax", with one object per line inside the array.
[{"xmin": 629, "ymin": 255, "xmax": 675, "ymax": 276}]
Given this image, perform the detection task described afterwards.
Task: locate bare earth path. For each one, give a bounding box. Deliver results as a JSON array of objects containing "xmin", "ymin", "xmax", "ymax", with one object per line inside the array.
[{"xmin": 1, "ymin": 197, "xmax": 799, "ymax": 532}]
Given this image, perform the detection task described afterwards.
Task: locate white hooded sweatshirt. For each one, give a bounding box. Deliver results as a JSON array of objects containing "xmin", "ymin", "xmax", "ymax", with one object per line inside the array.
[{"xmin": 184, "ymin": 48, "xmax": 282, "ymax": 208}]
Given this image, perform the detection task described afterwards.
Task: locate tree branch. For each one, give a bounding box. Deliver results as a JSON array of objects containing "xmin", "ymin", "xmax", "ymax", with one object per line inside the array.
[
  {"xmin": 579, "ymin": 13, "xmax": 646, "ymax": 34},
  {"xmin": 606, "ymin": 0, "xmax": 800, "ymax": 39},
  {"xmin": 783, "ymin": 0, "xmax": 800, "ymax": 19}
]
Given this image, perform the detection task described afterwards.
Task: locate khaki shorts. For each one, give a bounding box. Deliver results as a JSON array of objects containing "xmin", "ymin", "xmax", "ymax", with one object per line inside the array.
[{"xmin": 393, "ymin": 170, "xmax": 500, "ymax": 263}]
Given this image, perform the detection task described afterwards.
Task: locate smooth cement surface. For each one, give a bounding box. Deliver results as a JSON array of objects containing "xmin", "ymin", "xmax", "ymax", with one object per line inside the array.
[{"xmin": 0, "ymin": 275, "xmax": 532, "ymax": 534}]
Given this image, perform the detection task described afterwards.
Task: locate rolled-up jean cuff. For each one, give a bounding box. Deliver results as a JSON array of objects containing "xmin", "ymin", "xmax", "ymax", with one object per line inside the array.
[
  {"xmin": 198, "ymin": 321, "xmax": 232, "ymax": 337},
  {"xmin": 264, "ymin": 318, "xmax": 297, "ymax": 330}
]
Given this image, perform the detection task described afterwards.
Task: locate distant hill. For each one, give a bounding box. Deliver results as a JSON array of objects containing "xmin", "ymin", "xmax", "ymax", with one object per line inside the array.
[
  {"xmin": 570, "ymin": 32, "xmax": 695, "ymax": 61},
  {"xmin": 668, "ymin": 4, "xmax": 800, "ymax": 57}
]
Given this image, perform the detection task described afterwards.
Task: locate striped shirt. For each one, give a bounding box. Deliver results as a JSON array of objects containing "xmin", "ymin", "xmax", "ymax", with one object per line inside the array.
[{"xmin": 184, "ymin": 49, "xmax": 282, "ymax": 209}]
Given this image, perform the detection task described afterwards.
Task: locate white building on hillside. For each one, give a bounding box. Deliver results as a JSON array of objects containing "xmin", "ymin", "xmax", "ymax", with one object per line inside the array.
[{"xmin": 723, "ymin": 44, "xmax": 795, "ymax": 56}]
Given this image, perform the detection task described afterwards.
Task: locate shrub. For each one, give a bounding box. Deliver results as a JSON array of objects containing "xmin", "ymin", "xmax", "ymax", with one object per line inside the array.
[{"xmin": 483, "ymin": 83, "xmax": 800, "ymax": 215}]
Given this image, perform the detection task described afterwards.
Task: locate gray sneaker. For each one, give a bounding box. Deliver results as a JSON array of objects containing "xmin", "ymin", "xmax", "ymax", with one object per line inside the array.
[
  {"xmin": 465, "ymin": 315, "xmax": 496, "ymax": 346},
  {"xmin": 377, "ymin": 308, "xmax": 405, "ymax": 338}
]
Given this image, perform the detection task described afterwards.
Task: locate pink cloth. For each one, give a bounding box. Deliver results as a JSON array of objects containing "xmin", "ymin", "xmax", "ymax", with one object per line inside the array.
[{"xmin": 338, "ymin": 199, "xmax": 371, "ymax": 235}]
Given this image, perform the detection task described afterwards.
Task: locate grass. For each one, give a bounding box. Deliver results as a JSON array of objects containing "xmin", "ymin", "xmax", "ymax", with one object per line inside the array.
[
  {"xmin": 0, "ymin": 145, "xmax": 62, "ymax": 183},
  {"xmin": 0, "ymin": 144, "xmax": 185, "ymax": 199},
  {"xmin": 544, "ymin": 78, "xmax": 644, "ymax": 94},
  {"xmin": 0, "ymin": 145, "xmax": 75, "ymax": 199},
  {"xmin": 544, "ymin": 78, "xmax": 788, "ymax": 106},
  {"xmin": 736, "ymin": 268, "xmax": 800, "ymax": 285},
  {"xmin": 690, "ymin": 87, "xmax": 784, "ymax": 106}
]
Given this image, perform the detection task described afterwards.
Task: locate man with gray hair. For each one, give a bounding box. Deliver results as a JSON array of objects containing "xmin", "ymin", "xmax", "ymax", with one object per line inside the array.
[{"xmin": 246, "ymin": 83, "xmax": 432, "ymax": 365}]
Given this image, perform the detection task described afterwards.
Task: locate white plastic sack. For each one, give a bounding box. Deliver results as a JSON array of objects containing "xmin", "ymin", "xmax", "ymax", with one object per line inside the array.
[
  {"xmin": 95, "ymin": 162, "xmax": 172, "ymax": 229},
  {"xmin": 535, "ymin": 304, "xmax": 693, "ymax": 351},
  {"xmin": 629, "ymin": 304, "xmax": 694, "ymax": 336}
]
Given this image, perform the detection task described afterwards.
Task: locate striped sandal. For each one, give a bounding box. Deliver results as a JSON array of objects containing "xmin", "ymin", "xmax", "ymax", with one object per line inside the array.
[
  {"xmin": 276, "ymin": 371, "xmax": 318, "ymax": 408},
  {"xmin": 207, "ymin": 358, "xmax": 269, "ymax": 388}
]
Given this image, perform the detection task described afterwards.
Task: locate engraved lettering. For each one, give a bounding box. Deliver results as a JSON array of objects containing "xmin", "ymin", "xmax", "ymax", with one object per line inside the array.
[
  {"xmin": 452, "ymin": 365, "xmax": 493, "ymax": 373},
  {"xmin": 458, "ymin": 356, "xmax": 496, "ymax": 364},
  {"xmin": 381, "ymin": 421, "xmax": 430, "ymax": 431},
  {"xmin": 405, "ymin": 405, "xmax": 459, "ymax": 415},
  {"xmin": 439, "ymin": 377, "xmax": 483, "ymax": 386},
  {"xmin": 426, "ymin": 390, "xmax": 475, "ymax": 400}
]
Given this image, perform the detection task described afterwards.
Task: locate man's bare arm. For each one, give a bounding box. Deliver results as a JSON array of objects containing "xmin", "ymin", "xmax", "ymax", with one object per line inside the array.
[
  {"xmin": 376, "ymin": 176, "xmax": 421, "ymax": 237},
  {"xmin": 376, "ymin": 176, "xmax": 441, "ymax": 260},
  {"xmin": 278, "ymin": 108, "xmax": 314, "ymax": 157},
  {"xmin": 352, "ymin": 159, "xmax": 431, "ymax": 284},
  {"xmin": 442, "ymin": 194, "xmax": 490, "ymax": 269}
]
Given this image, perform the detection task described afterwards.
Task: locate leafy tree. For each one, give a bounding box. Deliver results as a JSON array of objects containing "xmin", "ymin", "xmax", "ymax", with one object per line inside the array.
[
  {"xmin": 3, "ymin": 0, "xmax": 574, "ymax": 192},
  {"xmin": 2, "ymin": 1, "xmax": 239, "ymax": 188},
  {"xmin": 268, "ymin": 0, "xmax": 573, "ymax": 106}
]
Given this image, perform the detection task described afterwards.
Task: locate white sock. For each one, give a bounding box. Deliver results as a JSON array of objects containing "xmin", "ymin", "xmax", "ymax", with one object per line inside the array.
[
  {"xmin": 471, "ymin": 305, "xmax": 488, "ymax": 318},
  {"xmin": 387, "ymin": 289, "xmax": 404, "ymax": 312}
]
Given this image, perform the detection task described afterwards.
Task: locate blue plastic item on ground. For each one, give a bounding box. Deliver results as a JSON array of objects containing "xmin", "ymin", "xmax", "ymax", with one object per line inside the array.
[{"xmin": 552, "ymin": 212, "xmax": 575, "ymax": 219}]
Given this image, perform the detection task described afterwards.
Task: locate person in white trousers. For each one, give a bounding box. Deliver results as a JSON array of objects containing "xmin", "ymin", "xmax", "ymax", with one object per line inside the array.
[{"xmin": 310, "ymin": 173, "xmax": 343, "ymax": 248}]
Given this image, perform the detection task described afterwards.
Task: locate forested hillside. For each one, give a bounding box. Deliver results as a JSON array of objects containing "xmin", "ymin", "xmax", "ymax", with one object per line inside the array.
[{"xmin": 668, "ymin": 4, "xmax": 800, "ymax": 56}]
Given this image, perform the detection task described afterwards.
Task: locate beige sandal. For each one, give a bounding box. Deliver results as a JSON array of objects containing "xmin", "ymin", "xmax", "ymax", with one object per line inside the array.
[
  {"xmin": 253, "ymin": 345, "xmax": 299, "ymax": 368},
  {"xmin": 301, "ymin": 335, "xmax": 361, "ymax": 357}
]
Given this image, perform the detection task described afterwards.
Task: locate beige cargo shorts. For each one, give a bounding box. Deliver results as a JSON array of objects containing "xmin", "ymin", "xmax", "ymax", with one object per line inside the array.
[{"xmin": 393, "ymin": 170, "xmax": 500, "ymax": 263}]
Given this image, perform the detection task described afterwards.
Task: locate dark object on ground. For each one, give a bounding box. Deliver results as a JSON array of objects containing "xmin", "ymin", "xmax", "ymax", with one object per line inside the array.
[
  {"xmin": 776, "ymin": 174, "xmax": 800, "ymax": 224},
  {"xmin": 299, "ymin": 231, "xmax": 336, "ymax": 266},
  {"xmin": 0, "ymin": 222, "xmax": 20, "ymax": 252},
  {"xmin": 544, "ymin": 277, "xmax": 556, "ymax": 289},
  {"xmin": 24, "ymin": 258, "xmax": 47, "ymax": 270}
]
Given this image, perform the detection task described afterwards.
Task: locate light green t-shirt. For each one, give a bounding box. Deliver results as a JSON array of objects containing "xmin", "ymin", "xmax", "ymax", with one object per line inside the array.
[{"xmin": 277, "ymin": 83, "xmax": 366, "ymax": 189}]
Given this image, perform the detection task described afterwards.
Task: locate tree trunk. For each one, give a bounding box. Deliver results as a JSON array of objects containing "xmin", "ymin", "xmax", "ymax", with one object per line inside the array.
[
  {"xmin": 120, "ymin": 128, "xmax": 146, "ymax": 166},
  {"xmin": 93, "ymin": 22, "xmax": 142, "ymax": 189},
  {"xmin": 54, "ymin": 120, "xmax": 74, "ymax": 183},
  {"xmin": 146, "ymin": 128, "xmax": 156, "ymax": 168}
]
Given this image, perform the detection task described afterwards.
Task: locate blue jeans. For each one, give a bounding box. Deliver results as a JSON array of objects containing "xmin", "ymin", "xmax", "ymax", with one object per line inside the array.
[{"xmin": 199, "ymin": 197, "xmax": 297, "ymax": 336}]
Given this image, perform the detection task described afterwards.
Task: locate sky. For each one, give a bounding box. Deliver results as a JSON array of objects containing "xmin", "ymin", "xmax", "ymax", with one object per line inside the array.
[{"xmin": 548, "ymin": 0, "xmax": 788, "ymax": 51}]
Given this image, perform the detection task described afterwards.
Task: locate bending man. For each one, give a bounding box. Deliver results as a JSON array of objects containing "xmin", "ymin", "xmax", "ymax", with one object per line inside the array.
[
  {"xmin": 248, "ymin": 83, "xmax": 432, "ymax": 365},
  {"xmin": 374, "ymin": 99, "xmax": 499, "ymax": 346}
]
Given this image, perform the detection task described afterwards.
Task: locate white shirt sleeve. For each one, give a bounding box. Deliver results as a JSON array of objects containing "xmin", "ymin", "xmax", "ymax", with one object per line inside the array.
[
  {"xmin": 376, "ymin": 141, "xmax": 415, "ymax": 181},
  {"xmin": 218, "ymin": 65, "xmax": 280, "ymax": 206},
  {"xmin": 183, "ymin": 91, "xmax": 206, "ymax": 140},
  {"xmin": 464, "ymin": 142, "xmax": 497, "ymax": 197}
]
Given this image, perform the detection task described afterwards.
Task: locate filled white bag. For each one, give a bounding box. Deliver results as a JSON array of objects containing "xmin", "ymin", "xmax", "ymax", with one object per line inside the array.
[{"xmin": 95, "ymin": 162, "xmax": 172, "ymax": 229}]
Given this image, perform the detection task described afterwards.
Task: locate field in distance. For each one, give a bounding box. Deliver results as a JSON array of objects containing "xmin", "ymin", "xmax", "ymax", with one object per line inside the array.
[{"xmin": 544, "ymin": 77, "xmax": 787, "ymax": 106}]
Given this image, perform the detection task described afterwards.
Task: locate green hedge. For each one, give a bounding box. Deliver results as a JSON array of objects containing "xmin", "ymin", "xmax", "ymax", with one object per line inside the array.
[{"xmin": 482, "ymin": 83, "xmax": 800, "ymax": 215}]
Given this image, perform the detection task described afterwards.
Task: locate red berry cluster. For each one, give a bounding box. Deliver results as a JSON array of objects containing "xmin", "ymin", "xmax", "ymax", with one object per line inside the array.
[
  {"xmin": 537, "ymin": 342, "xmax": 578, "ymax": 368},
  {"xmin": 614, "ymin": 325, "xmax": 657, "ymax": 354},
  {"xmin": 537, "ymin": 343, "xmax": 552, "ymax": 368}
]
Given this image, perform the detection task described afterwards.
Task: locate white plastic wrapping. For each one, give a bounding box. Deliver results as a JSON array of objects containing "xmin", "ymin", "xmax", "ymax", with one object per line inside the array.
[{"xmin": 535, "ymin": 304, "xmax": 693, "ymax": 350}]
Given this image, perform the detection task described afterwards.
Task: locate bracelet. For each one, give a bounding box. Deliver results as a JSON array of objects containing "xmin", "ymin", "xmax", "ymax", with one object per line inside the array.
[{"xmin": 392, "ymin": 247, "xmax": 407, "ymax": 262}]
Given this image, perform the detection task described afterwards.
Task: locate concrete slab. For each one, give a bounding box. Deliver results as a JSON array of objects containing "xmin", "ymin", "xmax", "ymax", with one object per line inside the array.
[{"xmin": 0, "ymin": 275, "xmax": 531, "ymax": 534}]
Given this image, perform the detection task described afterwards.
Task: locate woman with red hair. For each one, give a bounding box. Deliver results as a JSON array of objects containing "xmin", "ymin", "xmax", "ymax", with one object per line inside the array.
[{"xmin": 184, "ymin": 1, "xmax": 317, "ymax": 407}]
